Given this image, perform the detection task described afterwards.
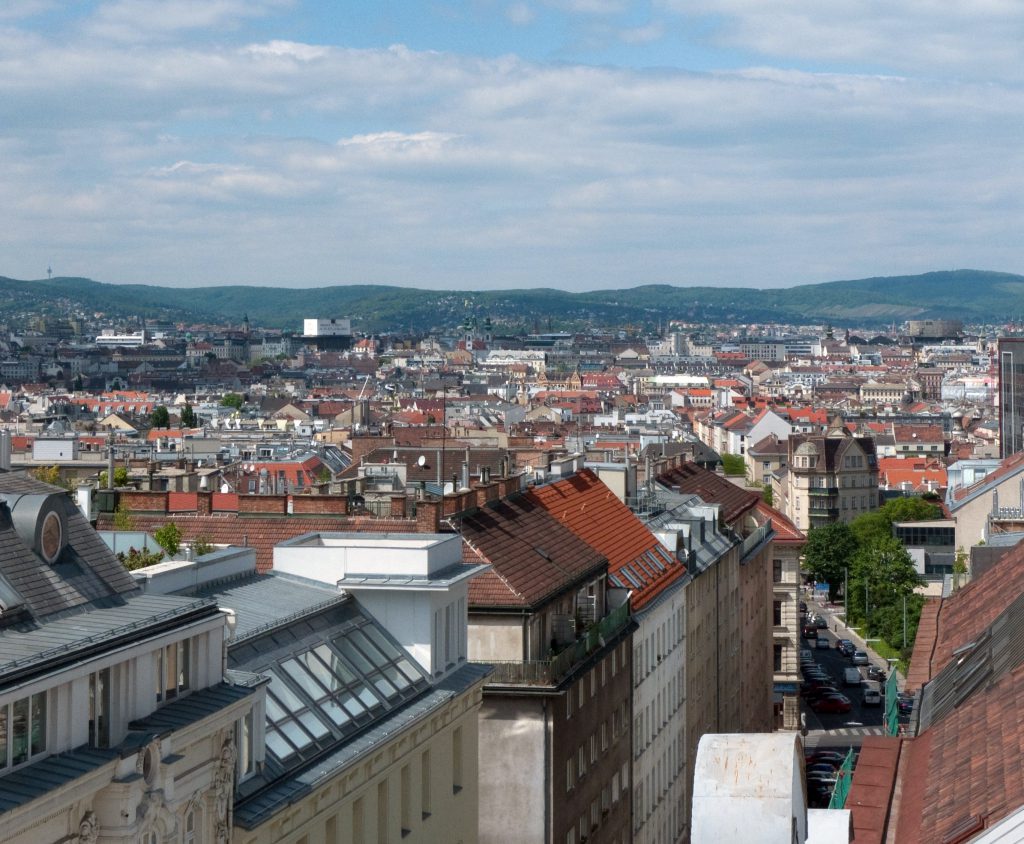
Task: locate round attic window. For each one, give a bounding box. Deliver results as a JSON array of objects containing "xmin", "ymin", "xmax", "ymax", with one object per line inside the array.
[{"xmin": 39, "ymin": 510, "xmax": 64, "ymax": 563}]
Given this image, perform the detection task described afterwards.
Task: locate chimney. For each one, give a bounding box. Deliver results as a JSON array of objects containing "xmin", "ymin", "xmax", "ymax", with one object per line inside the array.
[{"xmin": 416, "ymin": 498, "xmax": 441, "ymax": 533}]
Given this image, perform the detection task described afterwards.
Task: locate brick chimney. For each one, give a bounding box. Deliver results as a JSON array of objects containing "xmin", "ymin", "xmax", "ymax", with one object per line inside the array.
[{"xmin": 416, "ymin": 498, "xmax": 441, "ymax": 533}]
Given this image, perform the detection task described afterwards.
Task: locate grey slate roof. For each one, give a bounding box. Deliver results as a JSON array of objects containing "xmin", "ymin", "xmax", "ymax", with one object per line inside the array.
[
  {"xmin": 130, "ymin": 681, "xmax": 259, "ymax": 734},
  {"xmin": 0, "ymin": 473, "xmax": 138, "ymax": 623},
  {"xmin": 189, "ymin": 571, "xmax": 343, "ymax": 640},
  {"xmin": 0, "ymin": 745, "xmax": 118, "ymax": 814},
  {"xmin": 0, "ymin": 594, "xmax": 216, "ymax": 687}
]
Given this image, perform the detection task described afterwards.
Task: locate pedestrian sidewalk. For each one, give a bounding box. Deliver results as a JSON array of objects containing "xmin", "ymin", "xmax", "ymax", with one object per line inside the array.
[{"xmin": 814, "ymin": 596, "xmax": 906, "ymax": 693}]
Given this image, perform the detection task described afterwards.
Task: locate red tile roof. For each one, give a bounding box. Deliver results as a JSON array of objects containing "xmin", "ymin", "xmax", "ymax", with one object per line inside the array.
[
  {"xmin": 656, "ymin": 462, "xmax": 761, "ymax": 526},
  {"xmin": 846, "ymin": 736, "xmax": 902, "ymax": 844},
  {"xmin": 752, "ymin": 501, "xmax": 804, "ymax": 544},
  {"xmin": 951, "ymin": 450, "xmax": 1024, "ymax": 503},
  {"xmin": 906, "ymin": 540, "xmax": 1024, "ymax": 688},
  {"xmin": 95, "ymin": 511, "xmax": 416, "ymax": 573},
  {"xmin": 458, "ymin": 492, "xmax": 608, "ymax": 610},
  {"xmin": 894, "ymin": 663, "xmax": 1024, "ymax": 844},
  {"xmin": 527, "ymin": 469, "xmax": 686, "ymax": 612}
]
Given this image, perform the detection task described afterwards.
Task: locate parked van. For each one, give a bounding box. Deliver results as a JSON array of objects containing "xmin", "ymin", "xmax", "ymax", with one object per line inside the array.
[
  {"xmin": 862, "ymin": 681, "xmax": 882, "ymax": 706},
  {"xmin": 844, "ymin": 667, "xmax": 862, "ymax": 686}
]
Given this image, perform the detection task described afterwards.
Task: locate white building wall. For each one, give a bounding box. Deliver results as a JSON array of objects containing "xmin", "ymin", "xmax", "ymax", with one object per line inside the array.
[
  {"xmin": 477, "ymin": 697, "xmax": 548, "ymax": 844},
  {"xmin": 632, "ymin": 587, "xmax": 688, "ymax": 844}
]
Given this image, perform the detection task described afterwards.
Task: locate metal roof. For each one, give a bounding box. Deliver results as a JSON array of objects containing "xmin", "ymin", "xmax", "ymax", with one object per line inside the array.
[
  {"xmin": 234, "ymin": 662, "xmax": 491, "ymax": 829},
  {"xmin": 0, "ymin": 594, "xmax": 218, "ymax": 686},
  {"xmin": 0, "ymin": 745, "xmax": 118, "ymax": 814}
]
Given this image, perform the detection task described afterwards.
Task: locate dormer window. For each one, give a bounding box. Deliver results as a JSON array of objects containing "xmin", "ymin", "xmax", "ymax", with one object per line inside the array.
[
  {"xmin": 155, "ymin": 640, "xmax": 191, "ymax": 704},
  {"xmin": 0, "ymin": 691, "xmax": 47, "ymax": 769}
]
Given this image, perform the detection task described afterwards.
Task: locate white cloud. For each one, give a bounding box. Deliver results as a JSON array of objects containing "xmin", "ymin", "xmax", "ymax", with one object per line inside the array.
[
  {"xmin": 505, "ymin": 3, "xmax": 536, "ymax": 25},
  {"xmin": 657, "ymin": 0, "xmax": 1024, "ymax": 80},
  {"xmin": 85, "ymin": 0, "xmax": 294, "ymax": 42},
  {"xmin": 3, "ymin": 11, "xmax": 1024, "ymax": 291}
]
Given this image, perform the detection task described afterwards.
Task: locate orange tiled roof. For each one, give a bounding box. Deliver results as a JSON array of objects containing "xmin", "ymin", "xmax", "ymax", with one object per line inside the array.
[
  {"xmin": 528, "ymin": 469, "xmax": 686, "ymax": 612},
  {"xmin": 96, "ymin": 511, "xmax": 416, "ymax": 573}
]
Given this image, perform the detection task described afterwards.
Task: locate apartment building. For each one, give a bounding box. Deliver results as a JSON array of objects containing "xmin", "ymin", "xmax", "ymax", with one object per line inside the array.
[
  {"xmin": 529, "ymin": 469, "xmax": 689, "ymax": 844},
  {"xmin": 0, "ymin": 474, "xmax": 260, "ymax": 844},
  {"xmin": 776, "ymin": 425, "xmax": 880, "ymax": 532},
  {"xmin": 433, "ymin": 489, "xmax": 635, "ymax": 844},
  {"xmin": 137, "ymin": 535, "xmax": 489, "ymax": 844}
]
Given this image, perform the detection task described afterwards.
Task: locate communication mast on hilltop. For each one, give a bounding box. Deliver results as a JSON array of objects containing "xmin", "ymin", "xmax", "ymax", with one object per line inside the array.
[{"xmin": 47, "ymin": 264, "xmax": 52, "ymax": 279}]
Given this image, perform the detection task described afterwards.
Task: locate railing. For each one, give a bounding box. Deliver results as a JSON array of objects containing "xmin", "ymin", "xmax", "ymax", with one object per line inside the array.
[
  {"xmin": 808, "ymin": 487, "xmax": 839, "ymax": 496},
  {"xmin": 884, "ymin": 670, "xmax": 900, "ymax": 736},
  {"xmin": 476, "ymin": 601, "xmax": 632, "ymax": 687},
  {"xmin": 828, "ymin": 747, "xmax": 856, "ymax": 810},
  {"xmin": 740, "ymin": 523, "xmax": 773, "ymax": 561}
]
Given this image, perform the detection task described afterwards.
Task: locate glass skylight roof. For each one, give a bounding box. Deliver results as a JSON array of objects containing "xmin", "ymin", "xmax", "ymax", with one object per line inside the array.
[{"xmin": 229, "ymin": 601, "xmax": 430, "ymax": 769}]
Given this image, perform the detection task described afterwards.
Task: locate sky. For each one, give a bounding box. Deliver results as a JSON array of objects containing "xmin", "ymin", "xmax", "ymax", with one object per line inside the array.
[{"xmin": 3, "ymin": 1, "xmax": 1024, "ymax": 293}]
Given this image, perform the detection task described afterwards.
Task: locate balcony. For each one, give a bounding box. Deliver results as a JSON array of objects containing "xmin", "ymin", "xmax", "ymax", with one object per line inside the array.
[
  {"xmin": 807, "ymin": 486, "xmax": 839, "ymax": 496},
  {"xmin": 475, "ymin": 601, "xmax": 631, "ymax": 687}
]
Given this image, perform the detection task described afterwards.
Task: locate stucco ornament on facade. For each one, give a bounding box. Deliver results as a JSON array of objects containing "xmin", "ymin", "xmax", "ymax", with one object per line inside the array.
[
  {"xmin": 77, "ymin": 810, "xmax": 99, "ymax": 844},
  {"xmin": 214, "ymin": 734, "xmax": 237, "ymax": 844}
]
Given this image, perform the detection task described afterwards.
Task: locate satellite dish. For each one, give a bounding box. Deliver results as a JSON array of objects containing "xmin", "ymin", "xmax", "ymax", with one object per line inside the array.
[
  {"xmin": 220, "ymin": 483, "xmax": 230, "ymax": 494},
  {"xmin": 417, "ymin": 455, "xmax": 426, "ymax": 467}
]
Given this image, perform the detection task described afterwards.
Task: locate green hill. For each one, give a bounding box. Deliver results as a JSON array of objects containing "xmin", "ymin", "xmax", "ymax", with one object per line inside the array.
[{"xmin": 1, "ymin": 269, "xmax": 1019, "ymax": 332}]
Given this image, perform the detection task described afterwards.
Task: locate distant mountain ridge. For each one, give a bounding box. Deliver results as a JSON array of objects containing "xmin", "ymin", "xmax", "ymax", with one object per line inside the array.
[{"xmin": 0, "ymin": 269, "xmax": 1019, "ymax": 332}]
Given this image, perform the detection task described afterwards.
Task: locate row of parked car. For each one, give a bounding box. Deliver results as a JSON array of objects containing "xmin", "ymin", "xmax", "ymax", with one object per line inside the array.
[
  {"xmin": 800, "ymin": 650, "xmax": 853, "ymax": 713},
  {"xmin": 805, "ymin": 748, "xmax": 853, "ymax": 808}
]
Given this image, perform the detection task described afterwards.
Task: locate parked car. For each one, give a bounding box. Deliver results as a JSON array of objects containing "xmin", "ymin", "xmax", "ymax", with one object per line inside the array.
[
  {"xmin": 867, "ymin": 665, "xmax": 887, "ymax": 682},
  {"xmin": 852, "ymin": 650, "xmax": 869, "ymax": 665},
  {"xmin": 807, "ymin": 751, "xmax": 848, "ymax": 767},
  {"xmin": 843, "ymin": 667, "xmax": 862, "ymax": 686},
  {"xmin": 813, "ymin": 615, "xmax": 828, "ymax": 629},
  {"xmin": 836, "ymin": 639, "xmax": 855, "ymax": 657},
  {"xmin": 803, "ymin": 627, "xmax": 818, "ymax": 639},
  {"xmin": 897, "ymin": 694, "xmax": 915, "ymax": 715},
  {"xmin": 806, "ymin": 762, "xmax": 840, "ymax": 778},
  {"xmin": 799, "ymin": 601, "xmax": 808, "ymax": 613},
  {"xmin": 863, "ymin": 685, "xmax": 882, "ymax": 706},
  {"xmin": 810, "ymin": 694, "xmax": 852, "ymax": 714},
  {"xmin": 815, "ymin": 636, "xmax": 830, "ymax": 649}
]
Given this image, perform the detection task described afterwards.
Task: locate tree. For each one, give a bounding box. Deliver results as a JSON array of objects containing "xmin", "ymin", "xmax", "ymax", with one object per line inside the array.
[
  {"xmin": 117, "ymin": 546, "xmax": 164, "ymax": 571},
  {"xmin": 150, "ymin": 405, "xmax": 170, "ymax": 428},
  {"xmin": 802, "ymin": 522, "xmax": 859, "ymax": 602},
  {"xmin": 720, "ymin": 453, "xmax": 747, "ymax": 477},
  {"xmin": 98, "ymin": 467, "xmax": 130, "ymax": 488},
  {"xmin": 113, "ymin": 503, "xmax": 135, "ymax": 531},
  {"xmin": 31, "ymin": 465, "xmax": 62, "ymax": 487},
  {"xmin": 221, "ymin": 393, "xmax": 244, "ymax": 410},
  {"xmin": 847, "ymin": 535, "xmax": 923, "ymax": 637},
  {"xmin": 192, "ymin": 534, "xmax": 214, "ymax": 557},
  {"xmin": 179, "ymin": 402, "xmax": 197, "ymax": 428},
  {"xmin": 851, "ymin": 496, "xmax": 941, "ymax": 547},
  {"xmin": 761, "ymin": 484, "xmax": 774, "ymax": 506},
  {"xmin": 154, "ymin": 522, "xmax": 182, "ymax": 557}
]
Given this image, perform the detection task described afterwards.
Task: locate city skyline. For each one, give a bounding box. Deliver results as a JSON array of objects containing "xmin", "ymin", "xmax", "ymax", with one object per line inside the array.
[{"xmin": 4, "ymin": 1, "xmax": 1024, "ymax": 291}]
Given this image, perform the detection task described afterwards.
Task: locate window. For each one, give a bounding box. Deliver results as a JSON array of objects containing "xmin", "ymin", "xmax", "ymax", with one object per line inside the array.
[
  {"xmin": 353, "ymin": 797, "xmax": 365, "ymax": 844},
  {"xmin": 89, "ymin": 668, "xmax": 111, "ymax": 748},
  {"xmin": 774, "ymin": 644, "xmax": 783, "ymax": 672},
  {"xmin": 773, "ymin": 601, "xmax": 782, "ymax": 626},
  {"xmin": 378, "ymin": 780, "xmax": 389, "ymax": 844},
  {"xmin": 566, "ymin": 692, "xmax": 572, "ymax": 720},
  {"xmin": 183, "ymin": 808, "xmax": 197, "ymax": 844},
  {"xmin": 155, "ymin": 639, "xmax": 191, "ymax": 704},
  {"xmin": 773, "ymin": 559, "xmax": 783, "ymax": 583},
  {"xmin": 452, "ymin": 726, "xmax": 463, "ymax": 793},
  {"xmin": 237, "ymin": 708, "xmax": 255, "ymax": 780},
  {"xmin": 401, "ymin": 764, "xmax": 411, "ymax": 836},
  {"xmin": 0, "ymin": 692, "xmax": 47, "ymax": 769},
  {"xmin": 567, "ymin": 757, "xmax": 575, "ymax": 791},
  {"xmin": 421, "ymin": 750, "xmax": 431, "ymax": 818}
]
